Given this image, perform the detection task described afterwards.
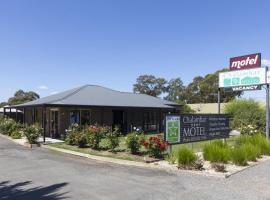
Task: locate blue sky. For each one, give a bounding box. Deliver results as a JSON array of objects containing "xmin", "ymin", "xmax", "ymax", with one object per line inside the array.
[{"xmin": 0, "ymin": 0, "xmax": 270, "ymax": 102}]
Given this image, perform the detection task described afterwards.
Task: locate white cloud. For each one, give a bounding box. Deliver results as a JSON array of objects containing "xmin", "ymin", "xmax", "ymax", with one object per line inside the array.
[
  {"xmin": 38, "ymin": 85, "xmax": 48, "ymax": 90},
  {"xmin": 262, "ymin": 59, "xmax": 270, "ymax": 67},
  {"xmin": 50, "ymin": 91, "xmax": 59, "ymax": 95}
]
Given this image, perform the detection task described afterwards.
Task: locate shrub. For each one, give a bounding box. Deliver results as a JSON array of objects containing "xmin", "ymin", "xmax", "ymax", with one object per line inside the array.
[
  {"xmin": 24, "ymin": 124, "xmax": 42, "ymax": 144},
  {"xmin": 126, "ymin": 132, "xmax": 142, "ymax": 154},
  {"xmin": 65, "ymin": 125, "xmax": 81, "ymax": 146},
  {"xmin": 76, "ymin": 132, "xmax": 87, "ymax": 148},
  {"xmin": 224, "ymin": 99, "xmax": 265, "ymax": 133},
  {"xmin": 0, "ymin": 118, "xmax": 21, "ymax": 136},
  {"xmin": 86, "ymin": 125, "xmax": 104, "ymax": 149},
  {"xmin": 141, "ymin": 136, "xmax": 168, "ymax": 158},
  {"xmin": 176, "ymin": 146, "xmax": 196, "ymax": 168},
  {"xmin": 106, "ymin": 127, "xmax": 120, "ymax": 150},
  {"xmin": 239, "ymin": 125, "xmax": 259, "ymax": 136},
  {"xmin": 10, "ymin": 130, "xmax": 23, "ymax": 139},
  {"xmin": 203, "ymin": 141, "xmax": 230, "ymax": 163},
  {"xmin": 230, "ymin": 146, "xmax": 248, "ymax": 166},
  {"xmin": 66, "ymin": 131, "xmax": 78, "ymax": 145}
]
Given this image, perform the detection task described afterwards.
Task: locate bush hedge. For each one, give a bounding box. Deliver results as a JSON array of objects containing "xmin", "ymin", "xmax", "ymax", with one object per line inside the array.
[{"xmin": 126, "ymin": 132, "xmax": 142, "ymax": 154}]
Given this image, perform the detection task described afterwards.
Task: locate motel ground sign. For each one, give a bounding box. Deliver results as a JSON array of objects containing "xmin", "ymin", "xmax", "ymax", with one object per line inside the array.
[{"xmin": 165, "ymin": 114, "xmax": 230, "ymax": 144}]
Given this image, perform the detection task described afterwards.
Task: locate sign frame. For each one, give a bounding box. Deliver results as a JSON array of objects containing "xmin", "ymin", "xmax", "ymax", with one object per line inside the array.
[
  {"xmin": 164, "ymin": 114, "xmax": 230, "ymax": 145},
  {"xmin": 230, "ymin": 53, "xmax": 261, "ymax": 71}
]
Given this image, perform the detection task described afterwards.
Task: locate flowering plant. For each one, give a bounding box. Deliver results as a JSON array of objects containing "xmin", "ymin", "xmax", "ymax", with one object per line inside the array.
[
  {"xmin": 141, "ymin": 136, "xmax": 168, "ymax": 158},
  {"xmin": 86, "ymin": 125, "xmax": 110, "ymax": 149},
  {"xmin": 239, "ymin": 124, "xmax": 259, "ymax": 135}
]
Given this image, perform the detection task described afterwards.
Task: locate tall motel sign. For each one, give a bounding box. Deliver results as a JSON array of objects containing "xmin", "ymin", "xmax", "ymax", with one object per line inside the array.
[{"xmin": 219, "ymin": 53, "xmax": 270, "ymax": 139}]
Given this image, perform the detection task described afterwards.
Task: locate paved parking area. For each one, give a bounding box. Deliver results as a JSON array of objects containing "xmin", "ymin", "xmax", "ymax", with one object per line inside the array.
[{"xmin": 1, "ymin": 137, "xmax": 270, "ymax": 200}]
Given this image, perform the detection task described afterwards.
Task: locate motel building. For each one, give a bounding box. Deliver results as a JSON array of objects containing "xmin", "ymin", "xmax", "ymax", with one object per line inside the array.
[{"xmin": 4, "ymin": 85, "xmax": 181, "ymax": 140}]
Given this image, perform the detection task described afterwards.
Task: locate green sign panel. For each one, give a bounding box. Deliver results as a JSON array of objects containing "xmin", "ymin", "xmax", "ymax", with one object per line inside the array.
[
  {"xmin": 166, "ymin": 116, "xmax": 180, "ymax": 143},
  {"xmin": 219, "ymin": 68, "xmax": 266, "ymax": 88}
]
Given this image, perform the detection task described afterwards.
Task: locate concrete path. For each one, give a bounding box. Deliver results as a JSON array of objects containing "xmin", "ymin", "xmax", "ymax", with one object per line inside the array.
[{"xmin": 1, "ymin": 137, "xmax": 270, "ymax": 200}]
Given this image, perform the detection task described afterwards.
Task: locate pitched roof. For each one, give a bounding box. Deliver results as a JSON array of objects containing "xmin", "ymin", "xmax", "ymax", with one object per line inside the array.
[{"xmin": 12, "ymin": 85, "xmax": 180, "ymax": 109}]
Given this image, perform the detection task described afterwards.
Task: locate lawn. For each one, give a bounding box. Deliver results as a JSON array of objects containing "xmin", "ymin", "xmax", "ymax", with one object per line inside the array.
[
  {"xmin": 49, "ymin": 136, "xmax": 148, "ymax": 162},
  {"xmin": 48, "ymin": 133, "xmax": 238, "ymax": 162}
]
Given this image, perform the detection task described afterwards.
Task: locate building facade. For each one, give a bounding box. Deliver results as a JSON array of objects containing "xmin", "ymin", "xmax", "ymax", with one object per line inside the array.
[{"xmin": 8, "ymin": 85, "xmax": 180, "ymax": 139}]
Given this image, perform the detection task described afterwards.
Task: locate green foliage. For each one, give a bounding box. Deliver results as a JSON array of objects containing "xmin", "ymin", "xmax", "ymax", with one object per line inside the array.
[
  {"xmin": 184, "ymin": 69, "xmax": 242, "ymax": 103},
  {"xmin": 133, "ymin": 75, "xmax": 167, "ymax": 97},
  {"xmin": 180, "ymin": 104, "xmax": 195, "ymax": 114},
  {"xmin": 24, "ymin": 124, "xmax": 42, "ymax": 144},
  {"xmin": 165, "ymin": 78, "xmax": 185, "ymax": 102},
  {"xmin": 76, "ymin": 132, "xmax": 87, "ymax": 148},
  {"xmin": 65, "ymin": 131, "xmax": 78, "ymax": 145},
  {"xmin": 8, "ymin": 90, "xmax": 40, "ymax": 105},
  {"xmin": 10, "ymin": 130, "xmax": 23, "ymax": 139},
  {"xmin": 165, "ymin": 152, "xmax": 177, "ymax": 164},
  {"xmin": 230, "ymin": 145, "xmax": 248, "ymax": 166},
  {"xmin": 224, "ymin": 99, "xmax": 265, "ymax": 133},
  {"xmin": 244, "ymin": 144, "xmax": 260, "ymax": 161},
  {"xmin": 106, "ymin": 127, "xmax": 120, "ymax": 150},
  {"xmin": 65, "ymin": 124, "xmax": 81, "ymax": 146},
  {"xmin": 252, "ymin": 134, "xmax": 270, "ymax": 155},
  {"xmin": 239, "ymin": 125, "xmax": 259, "ymax": 136},
  {"xmin": 141, "ymin": 136, "xmax": 168, "ymax": 158},
  {"xmin": 125, "ymin": 132, "xmax": 142, "ymax": 154},
  {"xmin": 86, "ymin": 125, "xmax": 108, "ymax": 149},
  {"xmin": 176, "ymin": 146, "xmax": 197, "ymax": 167},
  {"xmin": 0, "ymin": 118, "xmax": 21, "ymax": 136},
  {"xmin": 236, "ymin": 134, "xmax": 270, "ymax": 156},
  {"xmin": 203, "ymin": 141, "xmax": 230, "ymax": 163}
]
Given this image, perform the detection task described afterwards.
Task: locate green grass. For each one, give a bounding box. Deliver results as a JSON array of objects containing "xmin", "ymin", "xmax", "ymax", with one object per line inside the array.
[
  {"xmin": 176, "ymin": 146, "xmax": 197, "ymax": 167},
  {"xmin": 49, "ymin": 142, "xmax": 145, "ymax": 162},
  {"xmin": 203, "ymin": 141, "xmax": 231, "ymax": 163}
]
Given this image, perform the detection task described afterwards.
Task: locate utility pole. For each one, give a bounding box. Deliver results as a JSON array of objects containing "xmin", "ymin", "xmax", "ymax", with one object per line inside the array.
[
  {"xmin": 218, "ymin": 88, "xmax": 221, "ymax": 114},
  {"xmin": 266, "ymin": 83, "xmax": 269, "ymax": 139}
]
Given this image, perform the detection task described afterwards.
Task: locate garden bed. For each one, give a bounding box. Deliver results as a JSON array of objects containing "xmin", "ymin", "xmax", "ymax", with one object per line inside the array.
[{"xmin": 155, "ymin": 152, "xmax": 270, "ymax": 178}]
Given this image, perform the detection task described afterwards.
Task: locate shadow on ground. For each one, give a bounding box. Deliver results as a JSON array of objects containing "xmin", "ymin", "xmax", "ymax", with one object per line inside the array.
[{"xmin": 0, "ymin": 181, "xmax": 69, "ymax": 200}]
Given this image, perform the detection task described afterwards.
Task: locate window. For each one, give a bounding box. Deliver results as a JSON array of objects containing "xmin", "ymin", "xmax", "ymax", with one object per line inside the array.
[
  {"xmin": 81, "ymin": 110, "xmax": 91, "ymax": 125},
  {"xmin": 70, "ymin": 111, "xmax": 80, "ymax": 125},
  {"xmin": 143, "ymin": 112, "xmax": 158, "ymax": 132}
]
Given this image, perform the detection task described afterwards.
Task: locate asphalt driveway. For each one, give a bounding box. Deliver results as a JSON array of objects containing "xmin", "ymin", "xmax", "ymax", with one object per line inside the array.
[{"xmin": 0, "ymin": 137, "xmax": 270, "ymax": 200}]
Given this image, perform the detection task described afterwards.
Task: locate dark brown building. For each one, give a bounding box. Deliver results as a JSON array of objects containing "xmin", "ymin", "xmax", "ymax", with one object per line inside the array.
[{"xmin": 8, "ymin": 85, "xmax": 180, "ymax": 140}]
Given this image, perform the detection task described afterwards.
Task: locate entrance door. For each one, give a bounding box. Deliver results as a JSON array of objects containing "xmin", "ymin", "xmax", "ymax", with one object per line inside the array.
[
  {"xmin": 113, "ymin": 110, "xmax": 124, "ymax": 133},
  {"xmin": 50, "ymin": 110, "xmax": 59, "ymax": 138}
]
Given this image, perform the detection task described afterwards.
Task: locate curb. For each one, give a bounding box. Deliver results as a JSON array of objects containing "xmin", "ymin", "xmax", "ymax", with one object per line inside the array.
[{"xmin": 42, "ymin": 144, "xmax": 160, "ymax": 169}]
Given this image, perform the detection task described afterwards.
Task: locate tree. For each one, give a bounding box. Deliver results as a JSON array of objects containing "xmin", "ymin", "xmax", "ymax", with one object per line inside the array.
[
  {"xmin": 133, "ymin": 75, "xmax": 167, "ymax": 97},
  {"xmin": 7, "ymin": 90, "xmax": 40, "ymax": 105},
  {"xmin": 184, "ymin": 69, "xmax": 242, "ymax": 103},
  {"xmin": 0, "ymin": 102, "xmax": 7, "ymax": 108},
  {"xmin": 165, "ymin": 78, "xmax": 185, "ymax": 102}
]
